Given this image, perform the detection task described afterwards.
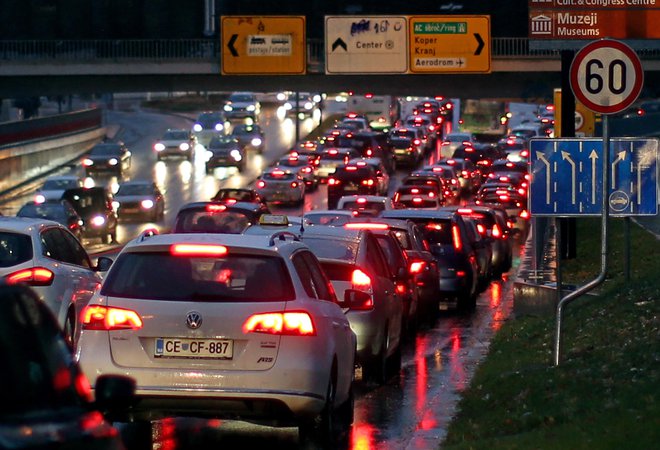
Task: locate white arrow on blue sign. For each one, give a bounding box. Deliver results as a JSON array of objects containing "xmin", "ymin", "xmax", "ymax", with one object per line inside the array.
[{"xmin": 529, "ymin": 138, "xmax": 658, "ymax": 216}]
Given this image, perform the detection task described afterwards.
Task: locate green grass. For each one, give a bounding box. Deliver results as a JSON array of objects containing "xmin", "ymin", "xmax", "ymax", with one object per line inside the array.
[{"xmin": 442, "ymin": 218, "xmax": 660, "ymax": 449}]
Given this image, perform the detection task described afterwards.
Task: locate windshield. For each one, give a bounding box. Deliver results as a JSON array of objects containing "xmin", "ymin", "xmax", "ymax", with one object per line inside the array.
[
  {"xmin": 233, "ymin": 125, "xmax": 260, "ymax": 135},
  {"xmin": 163, "ymin": 131, "xmax": 189, "ymax": 140},
  {"xmin": 301, "ymin": 236, "xmax": 359, "ymax": 262},
  {"xmin": 17, "ymin": 204, "xmax": 67, "ymax": 222},
  {"xmin": 229, "ymin": 93, "xmax": 255, "ymax": 103},
  {"xmin": 90, "ymin": 144, "xmax": 121, "ymax": 156},
  {"xmin": 102, "ymin": 252, "xmax": 294, "ymax": 302},
  {"xmin": 174, "ymin": 210, "xmax": 251, "ymax": 234},
  {"xmin": 197, "ymin": 113, "xmax": 224, "ymax": 127},
  {"xmin": 41, "ymin": 179, "xmax": 78, "ymax": 190},
  {"xmin": 117, "ymin": 184, "xmax": 152, "ymax": 196}
]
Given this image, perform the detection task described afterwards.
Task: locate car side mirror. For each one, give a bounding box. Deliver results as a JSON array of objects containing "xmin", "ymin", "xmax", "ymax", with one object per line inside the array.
[
  {"xmin": 96, "ymin": 256, "xmax": 113, "ymax": 272},
  {"xmin": 343, "ymin": 289, "xmax": 373, "ymax": 311},
  {"xmin": 94, "ymin": 374, "xmax": 136, "ymax": 412}
]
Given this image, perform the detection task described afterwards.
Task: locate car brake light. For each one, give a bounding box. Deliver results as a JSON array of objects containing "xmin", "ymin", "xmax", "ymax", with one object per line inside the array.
[
  {"xmin": 351, "ymin": 269, "xmax": 372, "ymax": 290},
  {"xmin": 206, "ymin": 204, "xmax": 227, "ymax": 212},
  {"xmin": 328, "ymin": 178, "xmax": 339, "ymax": 185},
  {"xmin": 395, "ymin": 282, "xmax": 407, "ymax": 295},
  {"xmin": 272, "ymin": 170, "xmax": 285, "ymax": 176},
  {"xmin": 456, "ymin": 270, "xmax": 466, "ymax": 277},
  {"xmin": 356, "ymin": 197, "xmax": 367, "ymax": 203},
  {"xmin": 520, "ymin": 209, "xmax": 531, "ymax": 219},
  {"xmin": 452, "ymin": 225, "xmax": 462, "ymax": 251},
  {"xmin": 366, "ymin": 149, "xmax": 373, "ymax": 156},
  {"xmin": 518, "ymin": 188, "xmax": 526, "ymax": 195},
  {"xmin": 257, "ymin": 180, "xmax": 266, "ymax": 188},
  {"xmin": 413, "ymin": 139, "xmax": 421, "ymax": 145},
  {"xmin": 344, "ymin": 223, "xmax": 389, "ymax": 230},
  {"xmin": 302, "ymin": 167, "xmax": 312, "ymax": 173},
  {"xmin": 170, "ymin": 244, "xmax": 228, "ymax": 256},
  {"xmin": 492, "ymin": 224, "xmax": 503, "ymax": 238},
  {"xmin": 346, "ymin": 166, "xmax": 358, "ymax": 171},
  {"xmin": 521, "ymin": 150, "xmax": 529, "ymax": 157},
  {"xmin": 243, "ymin": 312, "xmax": 315, "ymax": 336},
  {"xmin": 411, "ymin": 188, "xmax": 420, "ymax": 194},
  {"xmin": 457, "ymin": 208, "xmax": 473, "ymax": 214},
  {"xmin": 409, "ymin": 261, "xmax": 426, "ymax": 274},
  {"xmin": 412, "ymin": 197, "xmax": 423, "ymax": 203},
  {"xmin": 476, "ymin": 224, "xmax": 486, "ymax": 234},
  {"xmin": 461, "ymin": 170, "xmax": 469, "ymax": 177},
  {"xmin": 291, "ymin": 181, "xmax": 299, "ymax": 188},
  {"xmin": 361, "ymin": 179, "xmax": 374, "ymax": 186},
  {"xmin": 75, "ymin": 374, "xmax": 93, "ymax": 403},
  {"xmin": 82, "ymin": 305, "xmax": 143, "ymax": 330},
  {"xmin": 5, "ymin": 267, "xmax": 54, "ymax": 286}
]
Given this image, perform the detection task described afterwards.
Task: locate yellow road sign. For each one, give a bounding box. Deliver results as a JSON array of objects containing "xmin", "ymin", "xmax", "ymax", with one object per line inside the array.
[
  {"xmin": 408, "ymin": 16, "xmax": 491, "ymax": 74},
  {"xmin": 221, "ymin": 16, "xmax": 306, "ymax": 75}
]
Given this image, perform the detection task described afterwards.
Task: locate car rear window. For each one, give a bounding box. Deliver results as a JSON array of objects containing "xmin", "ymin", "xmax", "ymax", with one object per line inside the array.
[
  {"xmin": 17, "ymin": 204, "xmax": 67, "ymax": 222},
  {"xmin": 319, "ymin": 261, "xmax": 354, "ymax": 281},
  {"xmin": 397, "ymin": 198, "xmax": 439, "ymax": 209},
  {"xmin": 263, "ymin": 172, "xmax": 296, "ymax": 181},
  {"xmin": 301, "ymin": 237, "xmax": 359, "ymax": 262},
  {"xmin": 102, "ymin": 252, "xmax": 294, "ymax": 302},
  {"xmin": 0, "ymin": 232, "xmax": 33, "ymax": 268},
  {"xmin": 390, "ymin": 138, "xmax": 412, "ymax": 148},
  {"xmin": 410, "ymin": 219, "xmax": 453, "ymax": 246},
  {"xmin": 174, "ymin": 210, "xmax": 251, "ymax": 234},
  {"xmin": 333, "ymin": 167, "xmax": 374, "ymax": 180},
  {"xmin": 340, "ymin": 201, "xmax": 386, "ymax": 213},
  {"xmin": 90, "ymin": 144, "xmax": 121, "ymax": 156}
]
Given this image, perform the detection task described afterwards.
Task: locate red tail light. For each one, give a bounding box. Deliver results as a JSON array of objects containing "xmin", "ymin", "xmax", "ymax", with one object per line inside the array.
[
  {"xmin": 206, "ymin": 204, "xmax": 227, "ymax": 212},
  {"xmin": 518, "ymin": 188, "xmax": 526, "ymax": 196},
  {"xmin": 492, "ymin": 224, "xmax": 503, "ymax": 238},
  {"xmin": 243, "ymin": 312, "xmax": 315, "ymax": 336},
  {"xmin": 328, "ymin": 178, "xmax": 339, "ymax": 185},
  {"xmin": 366, "ymin": 149, "xmax": 373, "ymax": 156},
  {"xmin": 344, "ymin": 223, "xmax": 389, "ymax": 230},
  {"xmin": 520, "ymin": 209, "xmax": 531, "ymax": 219},
  {"xmin": 6, "ymin": 267, "xmax": 54, "ymax": 286},
  {"xmin": 361, "ymin": 179, "xmax": 375, "ymax": 186},
  {"xmin": 409, "ymin": 261, "xmax": 426, "ymax": 274},
  {"xmin": 452, "ymin": 225, "xmax": 462, "ymax": 251},
  {"xmin": 82, "ymin": 305, "xmax": 143, "ymax": 330},
  {"xmin": 521, "ymin": 150, "xmax": 529, "ymax": 158},
  {"xmin": 395, "ymin": 282, "xmax": 407, "ymax": 295},
  {"xmin": 351, "ymin": 269, "xmax": 372, "ymax": 290},
  {"xmin": 413, "ymin": 139, "xmax": 421, "ymax": 146},
  {"xmin": 257, "ymin": 180, "xmax": 266, "ymax": 188},
  {"xmin": 476, "ymin": 224, "xmax": 486, "ymax": 235},
  {"xmin": 291, "ymin": 181, "xmax": 299, "ymax": 188},
  {"xmin": 456, "ymin": 270, "xmax": 466, "ymax": 277}
]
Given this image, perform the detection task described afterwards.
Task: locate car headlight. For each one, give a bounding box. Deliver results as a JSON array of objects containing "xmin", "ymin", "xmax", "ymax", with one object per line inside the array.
[
  {"xmin": 304, "ymin": 102, "xmax": 313, "ymax": 110},
  {"xmin": 179, "ymin": 143, "xmax": 190, "ymax": 151},
  {"xmin": 230, "ymin": 149, "xmax": 242, "ymax": 161},
  {"xmin": 109, "ymin": 158, "xmax": 118, "ymax": 166},
  {"xmin": 112, "ymin": 201, "xmax": 120, "ymax": 209},
  {"xmin": 90, "ymin": 215, "xmax": 106, "ymax": 227},
  {"xmin": 154, "ymin": 143, "xmax": 165, "ymax": 151},
  {"xmin": 277, "ymin": 92, "xmax": 286, "ymax": 101},
  {"xmin": 247, "ymin": 105, "xmax": 256, "ymax": 112},
  {"xmin": 224, "ymin": 105, "xmax": 232, "ymax": 112},
  {"xmin": 215, "ymin": 123, "xmax": 224, "ymax": 131},
  {"xmin": 193, "ymin": 124, "xmax": 202, "ymax": 132},
  {"xmin": 284, "ymin": 103, "xmax": 292, "ymax": 110},
  {"xmin": 83, "ymin": 158, "xmax": 93, "ymax": 166},
  {"xmin": 35, "ymin": 194, "xmax": 46, "ymax": 204},
  {"xmin": 205, "ymin": 150, "xmax": 213, "ymax": 161},
  {"xmin": 251, "ymin": 138, "xmax": 262, "ymax": 147},
  {"xmin": 141, "ymin": 199, "xmax": 154, "ymax": 209}
]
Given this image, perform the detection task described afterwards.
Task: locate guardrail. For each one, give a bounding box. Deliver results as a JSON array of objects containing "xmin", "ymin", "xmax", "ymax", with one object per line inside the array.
[{"xmin": 3, "ymin": 38, "xmax": 659, "ymax": 63}]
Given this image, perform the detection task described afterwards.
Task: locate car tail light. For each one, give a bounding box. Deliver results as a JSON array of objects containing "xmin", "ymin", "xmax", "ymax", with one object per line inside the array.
[
  {"xmin": 75, "ymin": 374, "xmax": 93, "ymax": 403},
  {"xmin": 206, "ymin": 204, "xmax": 227, "ymax": 212},
  {"xmin": 499, "ymin": 195, "xmax": 510, "ymax": 201},
  {"xmin": 518, "ymin": 188, "xmax": 526, "ymax": 196},
  {"xmin": 345, "ymin": 223, "xmax": 389, "ymax": 230},
  {"xmin": 328, "ymin": 178, "xmax": 339, "ymax": 185},
  {"xmin": 432, "ymin": 167, "xmax": 443, "ymax": 173},
  {"xmin": 361, "ymin": 179, "xmax": 375, "ymax": 186},
  {"xmin": 507, "ymin": 219, "xmax": 514, "ymax": 229},
  {"xmin": 409, "ymin": 261, "xmax": 426, "ymax": 274},
  {"xmin": 366, "ymin": 149, "xmax": 373, "ymax": 156},
  {"xmin": 351, "ymin": 268, "xmax": 372, "ymax": 290},
  {"xmin": 272, "ymin": 170, "xmax": 286, "ymax": 176},
  {"xmin": 520, "ymin": 209, "xmax": 531, "ymax": 219},
  {"xmin": 5, "ymin": 267, "xmax": 54, "ymax": 286},
  {"xmin": 476, "ymin": 224, "xmax": 486, "ymax": 235},
  {"xmin": 413, "ymin": 139, "xmax": 421, "ymax": 146},
  {"xmin": 492, "ymin": 224, "xmax": 503, "ymax": 238},
  {"xmin": 442, "ymin": 140, "xmax": 450, "ymax": 146},
  {"xmin": 457, "ymin": 208, "xmax": 473, "ymax": 214},
  {"xmin": 257, "ymin": 180, "xmax": 266, "ymax": 189},
  {"xmin": 170, "ymin": 244, "xmax": 228, "ymax": 256},
  {"xmin": 499, "ymin": 176, "xmax": 509, "ymax": 182},
  {"xmin": 301, "ymin": 166, "xmax": 312, "ymax": 173},
  {"xmin": 395, "ymin": 282, "xmax": 407, "ymax": 296},
  {"xmin": 456, "ymin": 270, "xmax": 466, "ymax": 277},
  {"xmin": 82, "ymin": 305, "xmax": 143, "ymax": 330},
  {"xmin": 291, "ymin": 181, "xmax": 299, "ymax": 188},
  {"xmin": 521, "ymin": 150, "xmax": 529, "ymax": 158},
  {"xmin": 412, "ymin": 197, "xmax": 423, "ymax": 204},
  {"xmin": 35, "ymin": 194, "xmax": 46, "ymax": 204},
  {"xmin": 346, "ymin": 165, "xmax": 358, "ymax": 171},
  {"xmin": 452, "ymin": 225, "xmax": 462, "ymax": 251},
  {"xmin": 462, "ymin": 141, "xmax": 471, "ymax": 146},
  {"xmin": 82, "ymin": 158, "xmax": 93, "ymax": 167},
  {"xmin": 243, "ymin": 312, "xmax": 315, "ymax": 336}
]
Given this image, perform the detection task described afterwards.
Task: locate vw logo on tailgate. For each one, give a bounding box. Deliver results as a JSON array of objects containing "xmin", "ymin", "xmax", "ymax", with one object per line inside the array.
[{"xmin": 186, "ymin": 311, "xmax": 203, "ymax": 329}]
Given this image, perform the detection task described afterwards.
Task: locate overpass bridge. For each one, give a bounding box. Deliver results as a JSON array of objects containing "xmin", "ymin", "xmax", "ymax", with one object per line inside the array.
[{"xmin": 2, "ymin": 38, "xmax": 660, "ymax": 99}]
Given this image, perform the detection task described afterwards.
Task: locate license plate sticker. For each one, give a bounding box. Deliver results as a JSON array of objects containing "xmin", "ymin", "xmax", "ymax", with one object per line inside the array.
[{"xmin": 155, "ymin": 338, "xmax": 233, "ymax": 359}]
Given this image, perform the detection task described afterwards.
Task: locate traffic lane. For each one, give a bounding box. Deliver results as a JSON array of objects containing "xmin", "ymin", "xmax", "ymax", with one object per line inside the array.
[{"xmin": 117, "ymin": 260, "xmax": 518, "ymax": 450}]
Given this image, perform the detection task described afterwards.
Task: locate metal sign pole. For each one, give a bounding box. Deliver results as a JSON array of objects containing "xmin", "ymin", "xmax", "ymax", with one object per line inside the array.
[{"xmin": 553, "ymin": 115, "xmax": 610, "ymax": 366}]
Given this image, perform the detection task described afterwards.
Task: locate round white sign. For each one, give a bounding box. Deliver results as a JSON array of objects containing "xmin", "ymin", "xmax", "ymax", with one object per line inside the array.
[{"xmin": 570, "ymin": 39, "xmax": 643, "ymax": 115}]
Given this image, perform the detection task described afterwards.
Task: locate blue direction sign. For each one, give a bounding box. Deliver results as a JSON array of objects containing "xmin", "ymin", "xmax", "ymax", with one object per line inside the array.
[{"xmin": 530, "ymin": 138, "xmax": 658, "ymax": 217}]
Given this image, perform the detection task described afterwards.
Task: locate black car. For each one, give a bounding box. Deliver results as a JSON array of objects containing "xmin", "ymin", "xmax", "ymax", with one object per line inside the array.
[
  {"xmin": 0, "ymin": 281, "xmax": 135, "ymax": 449},
  {"xmin": 62, "ymin": 187, "xmax": 118, "ymax": 244},
  {"xmin": 205, "ymin": 135, "xmax": 245, "ymax": 173},
  {"xmin": 381, "ymin": 209, "xmax": 480, "ymax": 311},
  {"xmin": 173, "ymin": 201, "xmax": 269, "ymax": 234},
  {"xmin": 83, "ymin": 142, "xmax": 132, "ymax": 176},
  {"xmin": 327, "ymin": 163, "xmax": 380, "ymax": 210},
  {"xmin": 351, "ymin": 131, "xmax": 396, "ymax": 174},
  {"xmin": 232, "ymin": 123, "xmax": 265, "ymax": 153},
  {"xmin": 16, "ymin": 199, "xmax": 85, "ymax": 241},
  {"xmin": 211, "ymin": 188, "xmax": 269, "ymax": 212}
]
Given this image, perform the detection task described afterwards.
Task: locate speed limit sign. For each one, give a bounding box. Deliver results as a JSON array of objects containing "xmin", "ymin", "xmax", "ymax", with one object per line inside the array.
[{"xmin": 570, "ymin": 39, "xmax": 643, "ymax": 115}]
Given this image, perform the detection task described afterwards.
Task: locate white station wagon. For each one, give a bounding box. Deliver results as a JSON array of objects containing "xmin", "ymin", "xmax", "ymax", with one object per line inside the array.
[{"xmin": 76, "ymin": 231, "xmax": 358, "ymax": 444}]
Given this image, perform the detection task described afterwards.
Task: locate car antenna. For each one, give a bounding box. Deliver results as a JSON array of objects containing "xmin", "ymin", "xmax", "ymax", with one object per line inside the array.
[{"xmin": 299, "ymin": 210, "xmax": 305, "ymax": 236}]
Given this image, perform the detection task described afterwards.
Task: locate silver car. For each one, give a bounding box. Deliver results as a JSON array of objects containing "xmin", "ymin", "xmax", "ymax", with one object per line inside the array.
[
  {"xmin": 76, "ymin": 232, "xmax": 357, "ymax": 444},
  {"xmin": 0, "ymin": 217, "xmax": 109, "ymax": 347},
  {"xmin": 255, "ymin": 167, "xmax": 306, "ymax": 206},
  {"xmin": 154, "ymin": 129, "xmax": 197, "ymax": 161}
]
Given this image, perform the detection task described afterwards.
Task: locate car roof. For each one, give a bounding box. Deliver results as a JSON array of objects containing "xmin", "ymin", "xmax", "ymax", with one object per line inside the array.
[
  {"xmin": 338, "ymin": 195, "xmax": 389, "ymax": 202},
  {"xmin": 299, "ymin": 224, "xmax": 363, "ymax": 241},
  {"xmin": 0, "ymin": 216, "xmax": 61, "ymax": 232},
  {"xmin": 176, "ymin": 201, "xmax": 263, "ymax": 215},
  {"xmin": 381, "ymin": 209, "xmax": 454, "ymax": 220}
]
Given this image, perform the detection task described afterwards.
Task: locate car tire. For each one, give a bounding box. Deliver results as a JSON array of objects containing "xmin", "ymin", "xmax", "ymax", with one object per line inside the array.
[
  {"xmin": 366, "ymin": 333, "xmax": 388, "ymax": 385},
  {"xmin": 63, "ymin": 309, "xmax": 76, "ymax": 351},
  {"xmin": 120, "ymin": 420, "xmax": 153, "ymax": 450},
  {"xmin": 299, "ymin": 377, "xmax": 336, "ymax": 446}
]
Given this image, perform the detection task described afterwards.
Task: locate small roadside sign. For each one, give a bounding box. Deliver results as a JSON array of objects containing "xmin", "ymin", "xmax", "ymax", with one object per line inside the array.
[
  {"xmin": 325, "ymin": 16, "xmax": 408, "ymax": 74},
  {"xmin": 408, "ymin": 16, "xmax": 491, "ymax": 74},
  {"xmin": 570, "ymin": 39, "xmax": 643, "ymax": 115},
  {"xmin": 221, "ymin": 16, "xmax": 306, "ymax": 75}
]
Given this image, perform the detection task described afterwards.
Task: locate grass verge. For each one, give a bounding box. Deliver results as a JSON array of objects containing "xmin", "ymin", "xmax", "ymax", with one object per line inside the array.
[{"xmin": 442, "ymin": 218, "xmax": 660, "ymax": 449}]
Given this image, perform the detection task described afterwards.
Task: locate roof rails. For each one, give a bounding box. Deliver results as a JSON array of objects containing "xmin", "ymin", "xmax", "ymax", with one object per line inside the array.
[
  {"xmin": 268, "ymin": 231, "xmax": 300, "ymax": 246},
  {"xmin": 136, "ymin": 228, "xmax": 158, "ymax": 242}
]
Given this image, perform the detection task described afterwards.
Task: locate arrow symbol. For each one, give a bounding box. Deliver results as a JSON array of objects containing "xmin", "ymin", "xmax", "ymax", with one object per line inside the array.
[
  {"xmin": 537, "ymin": 151, "xmax": 552, "ymax": 204},
  {"xmin": 332, "ymin": 38, "xmax": 347, "ymax": 52},
  {"xmin": 611, "ymin": 150, "xmax": 626, "ymax": 189},
  {"xmin": 562, "ymin": 150, "xmax": 577, "ymax": 204},
  {"xmin": 589, "ymin": 150, "xmax": 598, "ymax": 204},
  {"xmin": 474, "ymin": 33, "xmax": 484, "ymax": 56},
  {"xmin": 228, "ymin": 34, "xmax": 238, "ymax": 57}
]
